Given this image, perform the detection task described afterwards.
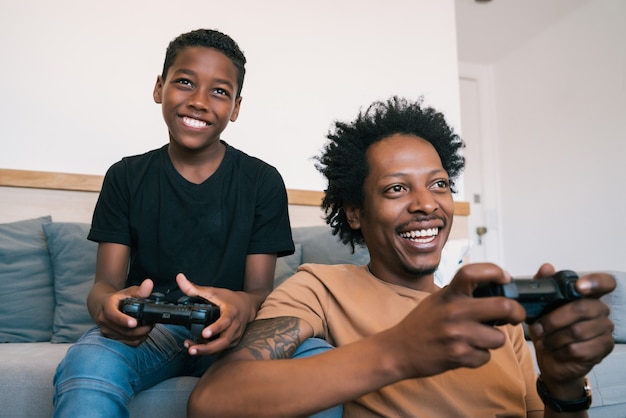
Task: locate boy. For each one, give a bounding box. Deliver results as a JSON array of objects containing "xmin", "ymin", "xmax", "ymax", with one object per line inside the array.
[
  {"xmin": 187, "ymin": 97, "xmax": 615, "ymax": 417},
  {"xmin": 53, "ymin": 29, "xmax": 294, "ymax": 417}
]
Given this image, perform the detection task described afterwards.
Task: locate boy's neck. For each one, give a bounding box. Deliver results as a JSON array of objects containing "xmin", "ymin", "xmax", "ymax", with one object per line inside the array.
[{"xmin": 167, "ymin": 140, "xmax": 226, "ymax": 184}]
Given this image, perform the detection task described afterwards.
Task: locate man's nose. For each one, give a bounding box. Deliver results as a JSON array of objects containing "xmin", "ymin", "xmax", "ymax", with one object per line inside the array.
[{"xmin": 407, "ymin": 188, "xmax": 438, "ymax": 214}]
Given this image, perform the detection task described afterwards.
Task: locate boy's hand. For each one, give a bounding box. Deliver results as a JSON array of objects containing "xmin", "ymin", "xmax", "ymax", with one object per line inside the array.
[
  {"xmin": 176, "ymin": 273, "xmax": 255, "ymax": 356},
  {"xmin": 527, "ymin": 264, "xmax": 615, "ymax": 398},
  {"xmin": 97, "ymin": 278, "xmax": 155, "ymax": 346}
]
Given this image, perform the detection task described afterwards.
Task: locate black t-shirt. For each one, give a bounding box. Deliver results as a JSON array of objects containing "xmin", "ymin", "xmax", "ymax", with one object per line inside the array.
[{"xmin": 88, "ymin": 142, "xmax": 294, "ymax": 297}]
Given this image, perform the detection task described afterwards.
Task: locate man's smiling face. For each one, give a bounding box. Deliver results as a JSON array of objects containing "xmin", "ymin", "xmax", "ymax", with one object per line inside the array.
[{"xmin": 346, "ymin": 133, "xmax": 454, "ymax": 288}]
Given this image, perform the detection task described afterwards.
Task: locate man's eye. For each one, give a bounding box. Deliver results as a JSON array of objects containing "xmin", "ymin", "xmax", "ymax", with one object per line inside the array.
[
  {"xmin": 385, "ymin": 184, "xmax": 405, "ymax": 194},
  {"xmin": 433, "ymin": 180, "xmax": 450, "ymax": 189}
]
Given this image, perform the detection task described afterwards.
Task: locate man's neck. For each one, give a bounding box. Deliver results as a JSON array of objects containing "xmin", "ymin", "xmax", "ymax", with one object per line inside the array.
[{"xmin": 367, "ymin": 263, "xmax": 439, "ymax": 293}]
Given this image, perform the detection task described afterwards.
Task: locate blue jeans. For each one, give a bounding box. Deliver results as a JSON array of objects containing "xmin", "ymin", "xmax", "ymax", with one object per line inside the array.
[
  {"xmin": 54, "ymin": 327, "xmax": 342, "ymax": 418},
  {"xmin": 292, "ymin": 338, "xmax": 344, "ymax": 418},
  {"xmin": 53, "ymin": 325, "xmax": 215, "ymax": 418}
]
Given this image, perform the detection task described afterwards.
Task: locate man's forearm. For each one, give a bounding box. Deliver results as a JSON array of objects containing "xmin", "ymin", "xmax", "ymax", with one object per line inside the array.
[{"xmin": 188, "ymin": 331, "xmax": 403, "ymax": 418}]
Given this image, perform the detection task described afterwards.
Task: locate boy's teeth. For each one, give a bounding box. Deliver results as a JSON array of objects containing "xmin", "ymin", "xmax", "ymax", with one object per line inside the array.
[{"xmin": 183, "ymin": 117, "xmax": 207, "ymax": 128}]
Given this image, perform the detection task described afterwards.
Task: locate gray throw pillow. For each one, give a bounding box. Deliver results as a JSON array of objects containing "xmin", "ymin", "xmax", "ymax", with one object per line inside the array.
[
  {"xmin": 292, "ymin": 226, "xmax": 370, "ymax": 266},
  {"xmin": 0, "ymin": 216, "xmax": 55, "ymax": 342},
  {"xmin": 43, "ymin": 222, "xmax": 97, "ymax": 343}
]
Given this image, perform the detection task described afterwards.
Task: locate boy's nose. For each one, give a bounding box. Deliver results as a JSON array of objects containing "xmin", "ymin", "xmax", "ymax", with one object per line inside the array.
[{"xmin": 188, "ymin": 90, "xmax": 210, "ymax": 111}]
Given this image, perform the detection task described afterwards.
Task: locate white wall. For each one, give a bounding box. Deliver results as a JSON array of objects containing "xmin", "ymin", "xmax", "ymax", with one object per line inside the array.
[
  {"xmin": 0, "ymin": 0, "xmax": 461, "ymax": 192},
  {"xmin": 490, "ymin": 0, "xmax": 626, "ymax": 274}
]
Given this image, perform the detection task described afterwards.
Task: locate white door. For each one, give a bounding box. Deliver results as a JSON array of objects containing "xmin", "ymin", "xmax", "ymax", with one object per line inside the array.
[{"xmin": 458, "ymin": 64, "xmax": 503, "ymax": 265}]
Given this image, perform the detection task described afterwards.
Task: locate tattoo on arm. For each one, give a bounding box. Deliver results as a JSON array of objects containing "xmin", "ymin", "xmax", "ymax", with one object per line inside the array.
[{"xmin": 229, "ymin": 317, "xmax": 303, "ymax": 360}]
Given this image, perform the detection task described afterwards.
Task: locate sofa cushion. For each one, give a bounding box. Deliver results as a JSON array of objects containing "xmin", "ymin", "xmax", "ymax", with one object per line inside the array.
[
  {"xmin": 274, "ymin": 243, "xmax": 302, "ymax": 287},
  {"xmin": 587, "ymin": 344, "xmax": 626, "ymax": 409},
  {"xmin": 601, "ymin": 271, "xmax": 626, "ymax": 343},
  {"xmin": 292, "ymin": 226, "xmax": 370, "ymax": 265},
  {"xmin": 0, "ymin": 342, "xmax": 70, "ymax": 417},
  {"xmin": 43, "ymin": 222, "xmax": 97, "ymax": 343},
  {"xmin": 434, "ymin": 238, "xmax": 471, "ymax": 287},
  {"xmin": 0, "ymin": 216, "xmax": 55, "ymax": 342}
]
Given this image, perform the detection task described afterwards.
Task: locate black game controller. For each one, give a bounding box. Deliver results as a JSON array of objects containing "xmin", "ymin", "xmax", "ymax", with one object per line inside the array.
[
  {"xmin": 119, "ymin": 293, "xmax": 220, "ymax": 339},
  {"xmin": 473, "ymin": 270, "xmax": 582, "ymax": 324}
]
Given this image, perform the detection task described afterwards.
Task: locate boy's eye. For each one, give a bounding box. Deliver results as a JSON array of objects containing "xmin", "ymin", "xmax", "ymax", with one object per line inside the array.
[
  {"xmin": 213, "ymin": 88, "xmax": 230, "ymax": 97},
  {"xmin": 175, "ymin": 79, "xmax": 193, "ymax": 87}
]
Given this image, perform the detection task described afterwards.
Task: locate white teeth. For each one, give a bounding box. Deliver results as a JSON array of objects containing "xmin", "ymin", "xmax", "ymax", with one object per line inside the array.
[
  {"xmin": 399, "ymin": 228, "xmax": 439, "ymax": 239},
  {"xmin": 183, "ymin": 117, "xmax": 208, "ymax": 128}
]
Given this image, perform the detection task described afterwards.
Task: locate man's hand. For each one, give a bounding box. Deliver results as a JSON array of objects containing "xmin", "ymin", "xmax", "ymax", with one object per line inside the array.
[
  {"xmin": 94, "ymin": 278, "xmax": 155, "ymax": 346},
  {"xmin": 176, "ymin": 273, "xmax": 256, "ymax": 356},
  {"xmin": 527, "ymin": 264, "xmax": 615, "ymax": 398},
  {"xmin": 384, "ymin": 263, "xmax": 527, "ymax": 380}
]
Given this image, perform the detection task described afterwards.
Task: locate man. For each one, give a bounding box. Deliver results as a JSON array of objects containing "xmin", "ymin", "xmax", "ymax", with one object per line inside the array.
[{"xmin": 184, "ymin": 96, "xmax": 615, "ymax": 417}]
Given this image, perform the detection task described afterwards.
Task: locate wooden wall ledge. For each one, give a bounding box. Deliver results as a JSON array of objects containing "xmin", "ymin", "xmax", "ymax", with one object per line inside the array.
[{"xmin": 0, "ymin": 168, "xmax": 469, "ymax": 214}]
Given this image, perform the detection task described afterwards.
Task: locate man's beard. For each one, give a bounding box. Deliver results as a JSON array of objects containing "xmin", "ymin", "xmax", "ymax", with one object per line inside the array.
[{"xmin": 403, "ymin": 264, "xmax": 438, "ymax": 278}]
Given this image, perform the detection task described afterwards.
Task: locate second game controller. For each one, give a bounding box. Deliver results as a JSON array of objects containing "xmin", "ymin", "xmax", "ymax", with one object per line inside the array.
[
  {"xmin": 473, "ymin": 270, "xmax": 582, "ymax": 324},
  {"xmin": 119, "ymin": 293, "xmax": 220, "ymax": 339}
]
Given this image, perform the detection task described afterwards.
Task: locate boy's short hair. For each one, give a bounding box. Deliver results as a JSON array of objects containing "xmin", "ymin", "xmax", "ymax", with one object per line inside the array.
[
  {"xmin": 161, "ymin": 29, "xmax": 247, "ymax": 98},
  {"xmin": 315, "ymin": 96, "xmax": 465, "ymax": 250}
]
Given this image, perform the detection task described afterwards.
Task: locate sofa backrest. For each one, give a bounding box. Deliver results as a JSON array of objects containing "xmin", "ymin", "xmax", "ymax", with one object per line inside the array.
[{"xmin": 2, "ymin": 218, "xmax": 624, "ymax": 345}]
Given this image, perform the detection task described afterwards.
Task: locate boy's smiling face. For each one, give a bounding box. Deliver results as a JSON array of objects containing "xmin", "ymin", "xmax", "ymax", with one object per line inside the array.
[{"xmin": 153, "ymin": 46, "xmax": 242, "ymax": 153}]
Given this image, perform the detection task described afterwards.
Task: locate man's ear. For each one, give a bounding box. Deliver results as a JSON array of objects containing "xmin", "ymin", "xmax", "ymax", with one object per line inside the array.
[
  {"xmin": 153, "ymin": 75, "xmax": 163, "ymax": 104},
  {"xmin": 344, "ymin": 206, "xmax": 361, "ymax": 230}
]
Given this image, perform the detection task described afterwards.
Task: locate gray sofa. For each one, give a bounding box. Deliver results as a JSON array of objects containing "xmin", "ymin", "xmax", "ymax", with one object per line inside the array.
[{"xmin": 1, "ymin": 217, "xmax": 625, "ymax": 417}]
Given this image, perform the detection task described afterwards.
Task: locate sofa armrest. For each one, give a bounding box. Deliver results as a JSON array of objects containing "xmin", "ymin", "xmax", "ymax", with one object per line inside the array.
[{"xmin": 600, "ymin": 271, "xmax": 626, "ymax": 343}]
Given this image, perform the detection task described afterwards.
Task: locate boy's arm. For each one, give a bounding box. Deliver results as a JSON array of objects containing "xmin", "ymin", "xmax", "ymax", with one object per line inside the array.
[
  {"xmin": 180, "ymin": 253, "xmax": 277, "ymax": 354},
  {"xmin": 87, "ymin": 243, "xmax": 129, "ymax": 311},
  {"xmin": 87, "ymin": 242, "xmax": 154, "ymax": 346},
  {"xmin": 241, "ymin": 252, "xmax": 277, "ymax": 313}
]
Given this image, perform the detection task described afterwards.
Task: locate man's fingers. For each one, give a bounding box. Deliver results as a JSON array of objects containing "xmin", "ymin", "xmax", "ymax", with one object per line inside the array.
[
  {"xmin": 474, "ymin": 297, "xmax": 526, "ymax": 326},
  {"xmin": 533, "ymin": 263, "xmax": 556, "ymax": 279},
  {"xmin": 575, "ymin": 272, "xmax": 617, "ymax": 298},
  {"xmin": 445, "ymin": 263, "xmax": 509, "ymax": 295}
]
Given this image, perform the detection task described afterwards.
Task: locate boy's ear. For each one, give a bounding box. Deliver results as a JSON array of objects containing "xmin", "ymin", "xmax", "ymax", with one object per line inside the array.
[
  {"xmin": 153, "ymin": 75, "xmax": 163, "ymax": 104},
  {"xmin": 229, "ymin": 96, "xmax": 243, "ymax": 122},
  {"xmin": 344, "ymin": 206, "xmax": 361, "ymax": 230}
]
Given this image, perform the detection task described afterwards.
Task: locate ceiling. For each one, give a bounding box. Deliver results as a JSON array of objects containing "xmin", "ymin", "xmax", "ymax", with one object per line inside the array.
[{"xmin": 454, "ymin": 0, "xmax": 591, "ymax": 63}]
